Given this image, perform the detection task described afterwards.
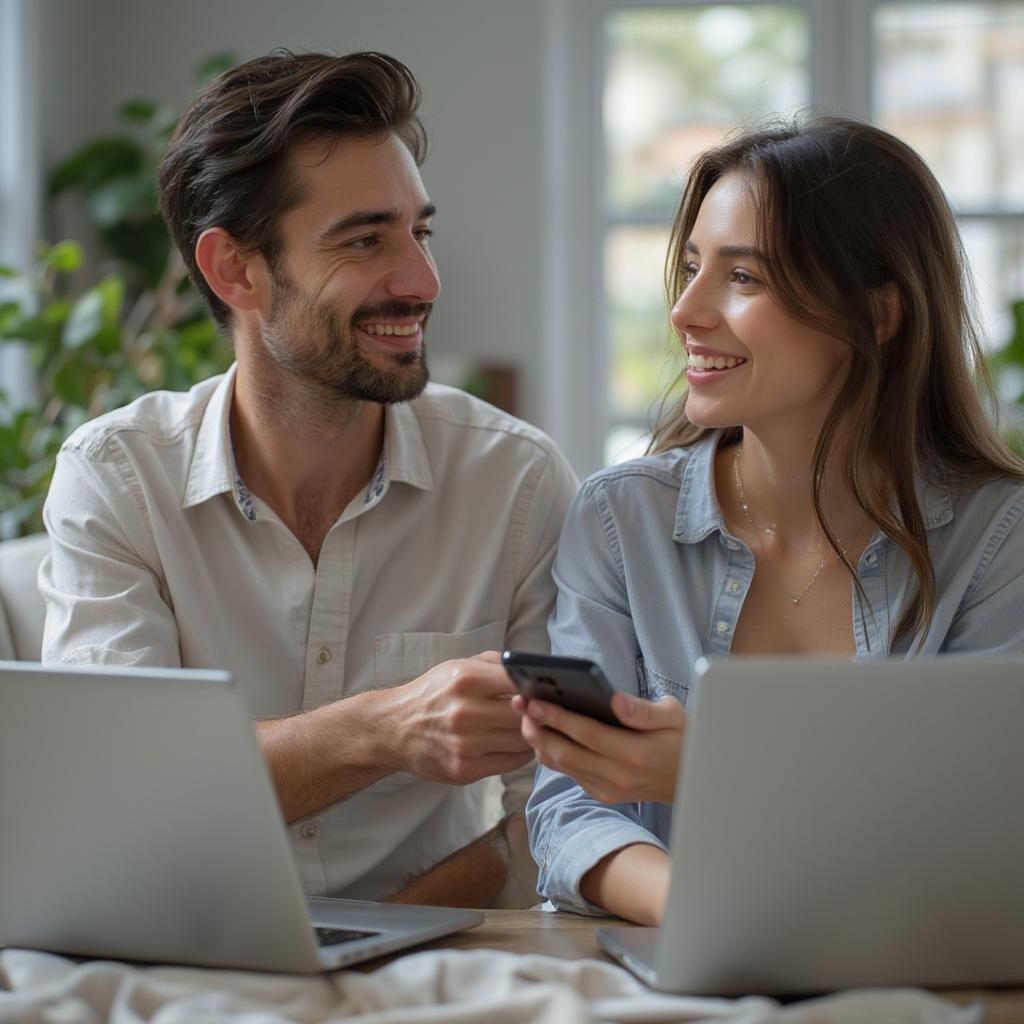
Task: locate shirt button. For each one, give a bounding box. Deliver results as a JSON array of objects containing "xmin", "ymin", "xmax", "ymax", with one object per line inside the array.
[
  {"xmin": 724, "ymin": 539, "xmax": 740, "ymax": 550},
  {"xmin": 865, "ymin": 553, "xmax": 879, "ymax": 567},
  {"xmin": 727, "ymin": 579, "xmax": 740, "ymax": 594},
  {"xmin": 716, "ymin": 621, "xmax": 729, "ymax": 634},
  {"xmin": 300, "ymin": 823, "xmax": 318, "ymax": 840},
  {"xmin": 317, "ymin": 648, "xmax": 331, "ymax": 664}
]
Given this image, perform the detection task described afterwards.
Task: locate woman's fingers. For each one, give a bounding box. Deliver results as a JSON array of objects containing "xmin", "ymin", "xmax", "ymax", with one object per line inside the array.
[{"xmin": 519, "ymin": 696, "xmax": 686, "ymax": 805}]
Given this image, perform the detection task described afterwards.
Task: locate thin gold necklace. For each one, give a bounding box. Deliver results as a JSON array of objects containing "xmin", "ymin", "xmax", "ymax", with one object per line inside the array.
[{"xmin": 733, "ymin": 445, "xmax": 847, "ymax": 606}]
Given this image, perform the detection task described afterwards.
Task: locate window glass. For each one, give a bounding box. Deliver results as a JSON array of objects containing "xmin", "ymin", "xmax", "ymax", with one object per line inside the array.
[
  {"xmin": 959, "ymin": 218, "xmax": 1024, "ymax": 352},
  {"xmin": 875, "ymin": 3, "xmax": 1024, "ymax": 350},
  {"xmin": 875, "ymin": 3, "xmax": 1024, "ymax": 208},
  {"xmin": 603, "ymin": 5, "xmax": 809, "ymax": 461},
  {"xmin": 606, "ymin": 225, "xmax": 678, "ymax": 419},
  {"xmin": 605, "ymin": 6, "xmax": 809, "ymax": 215}
]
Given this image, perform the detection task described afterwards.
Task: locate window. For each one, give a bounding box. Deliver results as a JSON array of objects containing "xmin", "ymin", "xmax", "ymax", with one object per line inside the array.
[
  {"xmin": 0, "ymin": 0, "xmax": 41, "ymax": 407},
  {"xmin": 550, "ymin": 0, "xmax": 1024, "ymax": 474},
  {"xmin": 874, "ymin": 4, "xmax": 1024, "ymax": 393}
]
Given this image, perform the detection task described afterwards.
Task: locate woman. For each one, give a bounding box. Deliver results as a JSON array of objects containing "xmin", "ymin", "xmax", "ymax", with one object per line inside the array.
[{"xmin": 517, "ymin": 117, "xmax": 1024, "ymax": 926}]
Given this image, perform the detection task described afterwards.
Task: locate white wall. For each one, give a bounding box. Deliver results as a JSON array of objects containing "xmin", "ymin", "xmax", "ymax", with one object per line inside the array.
[{"xmin": 34, "ymin": 0, "xmax": 563, "ymax": 439}]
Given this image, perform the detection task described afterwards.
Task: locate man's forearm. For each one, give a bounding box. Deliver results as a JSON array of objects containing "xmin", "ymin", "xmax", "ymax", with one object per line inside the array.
[
  {"xmin": 387, "ymin": 816, "xmax": 518, "ymax": 908},
  {"xmin": 256, "ymin": 688, "xmax": 394, "ymax": 822}
]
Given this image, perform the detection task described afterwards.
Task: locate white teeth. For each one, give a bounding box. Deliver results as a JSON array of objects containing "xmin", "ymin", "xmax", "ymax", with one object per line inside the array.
[
  {"xmin": 687, "ymin": 352, "xmax": 741, "ymax": 370},
  {"xmin": 360, "ymin": 323, "xmax": 419, "ymax": 336}
]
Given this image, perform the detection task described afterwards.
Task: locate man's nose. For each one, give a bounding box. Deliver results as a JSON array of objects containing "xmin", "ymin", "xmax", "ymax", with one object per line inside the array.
[{"xmin": 386, "ymin": 237, "xmax": 441, "ymax": 303}]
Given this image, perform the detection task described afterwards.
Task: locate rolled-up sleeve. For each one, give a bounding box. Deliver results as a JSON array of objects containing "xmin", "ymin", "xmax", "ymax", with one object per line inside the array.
[
  {"xmin": 40, "ymin": 441, "xmax": 181, "ymax": 667},
  {"xmin": 526, "ymin": 480, "xmax": 666, "ymax": 915}
]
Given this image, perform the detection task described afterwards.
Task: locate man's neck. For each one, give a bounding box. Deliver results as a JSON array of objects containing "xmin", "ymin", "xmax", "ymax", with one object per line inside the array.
[{"xmin": 229, "ymin": 360, "xmax": 386, "ymax": 557}]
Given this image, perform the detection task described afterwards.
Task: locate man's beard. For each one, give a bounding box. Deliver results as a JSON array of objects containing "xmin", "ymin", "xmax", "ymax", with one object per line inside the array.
[{"xmin": 261, "ymin": 271, "xmax": 430, "ymax": 405}]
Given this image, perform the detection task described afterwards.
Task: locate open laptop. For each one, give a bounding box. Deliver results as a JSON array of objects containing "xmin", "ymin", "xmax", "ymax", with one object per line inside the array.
[
  {"xmin": 0, "ymin": 661, "xmax": 481, "ymax": 972},
  {"xmin": 598, "ymin": 656, "xmax": 1024, "ymax": 996}
]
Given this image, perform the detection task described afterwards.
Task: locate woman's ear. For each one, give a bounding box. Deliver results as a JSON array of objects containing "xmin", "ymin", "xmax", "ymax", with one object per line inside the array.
[
  {"xmin": 871, "ymin": 282, "xmax": 903, "ymax": 345},
  {"xmin": 194, "ymin": 228, "xmax": 268, "ymax": 315}
]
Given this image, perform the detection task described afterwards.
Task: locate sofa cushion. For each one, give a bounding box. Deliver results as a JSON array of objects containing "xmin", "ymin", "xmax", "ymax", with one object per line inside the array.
[{"xmin": 0, "ymin": 533, "xmax": 49, "ymax": 661}]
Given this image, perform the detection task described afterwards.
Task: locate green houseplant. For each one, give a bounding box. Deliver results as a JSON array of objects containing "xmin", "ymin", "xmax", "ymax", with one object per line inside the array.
[{"xmin": 0, "ymin": 57, "xmax": 236, "ymax": 538}]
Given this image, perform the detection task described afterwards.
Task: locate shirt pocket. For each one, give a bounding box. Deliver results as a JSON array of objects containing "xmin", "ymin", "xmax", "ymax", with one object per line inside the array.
[
  {"xmin": 636, "ymin": 657, "xmax": 691, "ymax": 709},
  {"xmin": 373, "ymin": 620, "xmax": 507, "ymax": 688}
]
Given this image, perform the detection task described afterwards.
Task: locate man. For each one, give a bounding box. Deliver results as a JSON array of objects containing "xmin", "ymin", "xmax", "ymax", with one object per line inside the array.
[{"xmin": 39, "ymin": 51, "xmax": 577, "ymax": 907}]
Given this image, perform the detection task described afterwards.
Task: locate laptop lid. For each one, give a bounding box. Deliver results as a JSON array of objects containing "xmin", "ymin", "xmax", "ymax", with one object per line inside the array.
[
  {"xmin": 0, "ymin": 661, "xmax": 480, "ymax": 972},
  {"xmin": 600, "ymin": 656, "xmax": 1024, "ymax": 995}
]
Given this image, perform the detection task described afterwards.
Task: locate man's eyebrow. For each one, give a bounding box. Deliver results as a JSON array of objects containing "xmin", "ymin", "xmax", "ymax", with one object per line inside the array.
[
  {"xmin": 317, "ymin": 203, "xmax": 436, "ymax": 246},
  {"xmin": 684, "ymin": 239, "xmax": 766, "ymax": 260}
]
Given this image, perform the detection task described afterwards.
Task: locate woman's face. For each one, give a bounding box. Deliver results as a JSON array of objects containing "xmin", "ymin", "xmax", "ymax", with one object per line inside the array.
[{"xmin": 670, "ymin": 172, "xmax": 851, "ymax": 443}]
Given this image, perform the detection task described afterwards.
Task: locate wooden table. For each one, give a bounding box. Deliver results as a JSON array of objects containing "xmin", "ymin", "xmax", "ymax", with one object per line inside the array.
[{"xmin": 407, "ymin": 909, "xmax": 1024, "ymax": 1023}]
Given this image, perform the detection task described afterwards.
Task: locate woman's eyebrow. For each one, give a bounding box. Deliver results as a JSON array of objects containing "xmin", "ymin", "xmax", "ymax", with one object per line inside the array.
[{"xmin": 684, "ymin": 240, "xmax": 766, "ymax": 260}]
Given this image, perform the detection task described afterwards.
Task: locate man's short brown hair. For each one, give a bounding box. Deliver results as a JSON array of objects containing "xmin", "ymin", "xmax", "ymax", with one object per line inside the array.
[{"xmin": 158, "ymin": 50, "xmax": 426, "ymax": 330}]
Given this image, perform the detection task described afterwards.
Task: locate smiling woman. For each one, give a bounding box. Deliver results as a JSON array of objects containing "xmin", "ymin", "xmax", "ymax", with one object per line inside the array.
[{"xmin": 520, "ymin": 116, "xmax": 1024, "ymax": 928}]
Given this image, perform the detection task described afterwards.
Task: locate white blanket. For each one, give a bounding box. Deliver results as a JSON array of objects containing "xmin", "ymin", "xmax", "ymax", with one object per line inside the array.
[{"xmin": 0, "ymin": 948, "xmax": 982, "ymax": 1024}]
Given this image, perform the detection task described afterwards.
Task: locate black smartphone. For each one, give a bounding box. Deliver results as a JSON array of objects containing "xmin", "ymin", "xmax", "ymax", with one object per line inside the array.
[{"xmin": 501, "ymin": 650, "xmax": 622, "ymax": 728}]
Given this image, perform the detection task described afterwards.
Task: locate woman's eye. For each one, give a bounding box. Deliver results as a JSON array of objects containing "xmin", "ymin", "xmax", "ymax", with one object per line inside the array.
[
  {"xmin": 731, "ymin": 270, "xmax": 756, "ymax": 286},
  {"xmin": 682, "ymin": 262, "xmax": 699, "ymax": 284}
]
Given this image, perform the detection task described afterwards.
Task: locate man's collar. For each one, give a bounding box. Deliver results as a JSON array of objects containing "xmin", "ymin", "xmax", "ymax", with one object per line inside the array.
[
  {"xmin": 382, "ymin": 393, "xmax": 434, "ymax": 492},
  {"xmin": 670, "ymin": 430, "xmax": 954, "ymax": 544},
  {"xmin": 182, "ymin": 368, "xmax": 435, "ymax": 516},
  {"xmin": 183, "ymin": 364, "xmax": 239, "ymax": 511}
]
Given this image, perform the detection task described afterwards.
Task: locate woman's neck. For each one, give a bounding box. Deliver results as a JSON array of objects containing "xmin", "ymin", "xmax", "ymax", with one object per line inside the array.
[{"xmin": 718, "ymin": 430, "xmax": 869, "ymax": 553}]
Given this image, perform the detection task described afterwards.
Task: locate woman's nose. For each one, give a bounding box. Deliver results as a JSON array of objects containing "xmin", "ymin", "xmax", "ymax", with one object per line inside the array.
[{"xmin": 669, "ymin": 273, "xmax": 718, "ymax": 338}]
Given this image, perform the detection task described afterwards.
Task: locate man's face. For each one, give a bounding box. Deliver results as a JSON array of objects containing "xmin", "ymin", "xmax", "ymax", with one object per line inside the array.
[{"xmin": 259, "ymin": 132, "xmax": 440, "ymax": 404}]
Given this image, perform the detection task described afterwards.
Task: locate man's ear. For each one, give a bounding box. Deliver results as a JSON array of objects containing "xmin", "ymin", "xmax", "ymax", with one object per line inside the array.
[
  {"xmin": 194, "ymin": 228, "xmax": 269, "ymax": 315},
  {"xmin": 871, "ymin": 282, "xmax": 902, "ymax": 345}
]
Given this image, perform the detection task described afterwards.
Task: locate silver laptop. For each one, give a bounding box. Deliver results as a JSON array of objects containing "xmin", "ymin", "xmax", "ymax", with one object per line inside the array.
[
  {"xmin": 0, "ymin": 661, "xmax": 481, "ymax": 972},
  {"xmin": 599, "ymin": 656, "xmax": 1024, "ymax": 995}
]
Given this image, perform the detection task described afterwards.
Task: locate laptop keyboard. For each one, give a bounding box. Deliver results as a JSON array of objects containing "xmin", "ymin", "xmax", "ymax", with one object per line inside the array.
[{"xmin": 315, "ymin": 926, "xmax": 380, "ymax": 947}]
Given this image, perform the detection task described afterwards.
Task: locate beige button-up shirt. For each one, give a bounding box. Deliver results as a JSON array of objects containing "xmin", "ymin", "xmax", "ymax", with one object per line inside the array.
[{"xmin": 40, "ymin": 367, "xmax": 578, "ymax": 899}]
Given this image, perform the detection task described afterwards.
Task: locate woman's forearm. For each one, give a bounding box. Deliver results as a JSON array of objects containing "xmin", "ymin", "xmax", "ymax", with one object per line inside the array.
[{"xmin": 580, "ymin": 843, "xmax": 671, "ymax": 925}]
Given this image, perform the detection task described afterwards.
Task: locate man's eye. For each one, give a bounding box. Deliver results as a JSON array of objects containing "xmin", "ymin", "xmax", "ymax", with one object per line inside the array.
[
  {"xmin": 414, "ymin": 227, "xmax": 434, "ymax": 243},
  {"xmin": 349, "ymin": 235, "xmax": 380, "ymax": 250}
]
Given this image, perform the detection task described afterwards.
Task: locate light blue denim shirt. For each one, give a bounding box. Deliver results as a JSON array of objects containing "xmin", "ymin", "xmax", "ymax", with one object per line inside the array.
[{"xmin": 527, "ymin": 431, "xmax": 1024, "ymax": 915}]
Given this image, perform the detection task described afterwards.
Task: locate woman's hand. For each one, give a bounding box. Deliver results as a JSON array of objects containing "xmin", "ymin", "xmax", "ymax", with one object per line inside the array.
[{"xmin": 513, "ymin": 690, "xmax": 686, "ymax": 805}]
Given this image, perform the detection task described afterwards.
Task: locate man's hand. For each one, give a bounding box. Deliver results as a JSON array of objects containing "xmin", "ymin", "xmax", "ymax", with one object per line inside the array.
[
  {"xmin": 383, "ymin": 650, "xmax": 534, "ymax": 785},
  {"xmin": 514, "ymin": 690, "xmax": 685, "ymax": 805},
  {"xmin": 258, "ymin": 650, "xmax": 532, "ymax": 823}
]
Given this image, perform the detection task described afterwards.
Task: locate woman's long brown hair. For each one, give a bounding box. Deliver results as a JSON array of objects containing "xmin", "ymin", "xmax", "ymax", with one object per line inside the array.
[{"xmin": 649, "ymin": 117, "xmax": 1024, "ymax": 648}]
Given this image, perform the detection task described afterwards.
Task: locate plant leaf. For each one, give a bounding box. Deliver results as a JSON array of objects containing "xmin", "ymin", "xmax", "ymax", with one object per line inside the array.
[
  {"xmin": 118, "ymin": 99, "xmax": 157, "ymax": 122},
  {"xmin": 85, "ymin": 177, "xmax": 154, "ymax": 228},
  {"xmin": 53, "ymin": 358, "xmax": 91, "ymax": 407},
  {"xmin": 47, "ymin": 240, "xmax": 84, "ymax": 274},
  {"xmin": 47, "ymin": 137, "xmax": 143, "ymax": 196},
  {"xmin": 63, "ymin": 289, "xmax": 105, "ymax": 348}
]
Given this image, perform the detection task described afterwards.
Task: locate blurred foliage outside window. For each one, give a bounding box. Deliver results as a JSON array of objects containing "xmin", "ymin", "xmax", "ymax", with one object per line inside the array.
[
  {"xmin": 0, "ymin": 56, "xmax": 236, "ymax": 539},
  {"xmin": 603, "ymin": 2, "xmax": 1024, "ymax": 465}
]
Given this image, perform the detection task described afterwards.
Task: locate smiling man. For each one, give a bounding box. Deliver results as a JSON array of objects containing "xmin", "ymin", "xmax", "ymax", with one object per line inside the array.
[{"xmin": 39, "ymin": 52, "xmax": 577, "ymax": 907}]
